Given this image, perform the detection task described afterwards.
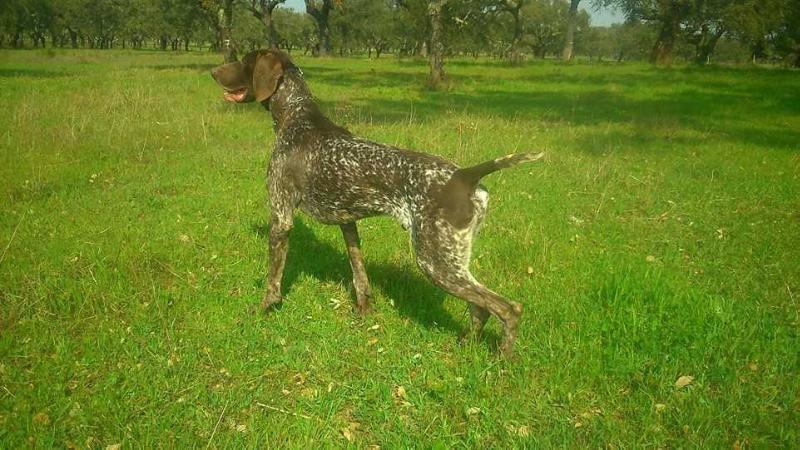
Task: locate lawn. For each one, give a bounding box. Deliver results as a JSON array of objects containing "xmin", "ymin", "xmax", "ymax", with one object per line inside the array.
[{"xmin": 1, "ymin": 49, "xmax": 798, "ymax": 448}]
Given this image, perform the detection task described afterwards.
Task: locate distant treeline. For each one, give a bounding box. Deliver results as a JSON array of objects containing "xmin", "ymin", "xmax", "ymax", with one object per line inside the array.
[{"xmin": 1, "ymin": 0, "xmax": 798, "ymax": 67}]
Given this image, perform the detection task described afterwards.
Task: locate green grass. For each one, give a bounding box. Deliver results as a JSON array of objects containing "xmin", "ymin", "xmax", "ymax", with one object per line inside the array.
[{"xmin": 1, "ymin": 48, "xmax": 799, "ymax": 448}]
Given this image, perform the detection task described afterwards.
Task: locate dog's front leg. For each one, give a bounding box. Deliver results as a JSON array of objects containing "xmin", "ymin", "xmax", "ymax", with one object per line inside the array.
[
  {"xmin": 261, "ymin": 164, "xmax": 296, "ymax": 311},
  {"xmin": 340, "ymin": 222, "xmax": 372, "ymax": 315},
  {"xmin": 261, "ymin": 211, "xmax": 293, "ymax": 310}
]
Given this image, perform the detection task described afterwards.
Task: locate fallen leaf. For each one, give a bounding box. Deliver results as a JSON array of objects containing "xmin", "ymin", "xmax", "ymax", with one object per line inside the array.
[
  {"xmin": 367, "ymin": 337, "xmax": 378, "ymax": 346},
  {"xmin": 236, "ymin": 424, "xmax": 247, "ymax": 433},
  {"xmin": 105, "ymin": 444, "xmax": 121, "ymax": 450},
  {"xmin": 526, "ymin": 266, "xmax": 534, "ymax": 274},
  {"xmin": 675, "ymin": 375, "xmax": 694, "ymax": 389},
  {"xmin": 32, "ymin": 412, "xmax": 50, "ymax": 426},
  {"xmin": 341, "ymin": 422, "xmax": 360, "ymax": 442},
  {"xmin": 466, "ymin": 407, "xmax": 481, "ymax": 416},
  {"xmin": 368, "ymin": 324, "xmax": 380, "ymax": 331},
  {"xmin": 517, "ymin": 425, "xmax": 530, "ymax": 437},
  {"xmin": 393, "ymin": 385, "xmax": 407, "ymax": 400},
  {"xmin": 341, "ymin": 428, "xmax": 354, "ymax": 442}
]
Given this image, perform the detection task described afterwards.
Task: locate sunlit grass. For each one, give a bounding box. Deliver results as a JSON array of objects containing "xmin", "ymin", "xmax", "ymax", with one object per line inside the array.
[{"xmin": 1, "ymin": 49, "xmax": 798, "ymax": 447}]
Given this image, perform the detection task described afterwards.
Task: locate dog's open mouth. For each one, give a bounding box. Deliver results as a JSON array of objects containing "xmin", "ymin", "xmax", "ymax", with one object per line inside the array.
[{"xmin": 223, "ymin": 88, "xmax": 248, "ymax": 103}]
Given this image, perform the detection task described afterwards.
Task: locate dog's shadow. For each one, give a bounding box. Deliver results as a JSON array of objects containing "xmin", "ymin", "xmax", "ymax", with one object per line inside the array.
[{"xmin": 251, "ymin": 218, "xmax": 464, "ymax": 334}]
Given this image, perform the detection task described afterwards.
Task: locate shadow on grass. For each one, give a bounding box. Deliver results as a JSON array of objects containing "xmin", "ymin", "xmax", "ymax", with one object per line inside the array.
[
  {"xmin": 300, "ymin": 62, "xmax": 799, "ymax": 152},
  {"xmin": 251, "ymin": 218, "xmax": 464, "ymax": 334},
  {"xmin": 0, "ymin": 68, "xmax": 72, "ymax": 78},
  {"xmin": 141, "ymin": 63, "xmax": 218, "ymax": 72}
]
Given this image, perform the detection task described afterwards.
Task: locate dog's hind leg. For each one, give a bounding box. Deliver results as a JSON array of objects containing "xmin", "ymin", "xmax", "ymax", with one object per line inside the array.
[
  {"xmin": 462, "ymin": 303, "xmax": 490, "ymax": 341},
  {"xmin": 429, "ymin": 272, "xmax": 522, "ymax": 356},
  {"xmin": 414, "ymin": 227, "xmax": 523, "ymax": 356},
  {"xmin": 340, "ymin": 222, "xmax": 372, "ymax": 315}
]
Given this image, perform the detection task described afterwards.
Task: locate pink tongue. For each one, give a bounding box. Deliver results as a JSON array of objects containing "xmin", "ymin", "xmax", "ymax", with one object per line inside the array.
[{"xmin": 223, "ymin": 90, "xmax": 246, "ymax": 102}]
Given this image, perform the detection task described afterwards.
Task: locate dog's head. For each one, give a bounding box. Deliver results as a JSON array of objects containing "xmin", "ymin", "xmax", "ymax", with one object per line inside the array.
[{"xmin": 210, "ymin": 49, "xmax": 296, "ymax": 104}]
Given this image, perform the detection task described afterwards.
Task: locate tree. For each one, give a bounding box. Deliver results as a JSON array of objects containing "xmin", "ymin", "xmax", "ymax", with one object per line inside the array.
[
  {"xmin": 724, "ymin": 0, "xmax": 785, "ymax": 63},
  {"xmin": 522, "ymin": 0, "xmax": 570, "ymax": 58},
  {"xmin": 773, "ymin": 0, "xmax": 800, "ymax": 66},
  {"xmin": 428, "ymin": 0, "xmax": 448, "ymax": 87},
  {"xmin": 198, "ymin": 0, "xmax": 238, "ymax": 61},
  {"xmin": 561, "ymin": 0, "xmax": 580, "ymax": 60},
  {"xmin": 305, "ymin": 0, "xmax": 335, "ymax": 55},
  {"xmin": 607, "ymin": 20, "xmax": 655, "ymax": 61},
  {"xmin": 273, "ymin": 8, "xmax": 314, "ymax": 52},
  {"xmin": 598, "ymin": 0, "xmax": 693, "ymax": 64},
  {"xmin": 243, "ymin": 0, "xmax": 286, "ymax": 49},
  {"xmin": 489, "ymin": 0, "xmax": 529, "ymax": 64}
]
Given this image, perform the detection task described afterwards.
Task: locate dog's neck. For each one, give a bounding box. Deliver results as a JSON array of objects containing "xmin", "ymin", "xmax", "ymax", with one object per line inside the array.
[
  {"xmin": 266, "ymin": 70, "xmax": 346, "ymax": 136},
  {"xmin": 266, "ymin": 71, "xmax": 313, "ymax": 128}
]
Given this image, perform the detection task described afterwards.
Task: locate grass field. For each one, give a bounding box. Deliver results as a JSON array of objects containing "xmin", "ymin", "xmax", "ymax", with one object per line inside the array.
[{"xmin": 1, "ymin": 49, "xmax": 799, "ymax": 447}]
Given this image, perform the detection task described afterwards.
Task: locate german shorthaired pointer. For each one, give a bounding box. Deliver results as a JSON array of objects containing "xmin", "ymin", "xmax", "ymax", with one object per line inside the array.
[{"xmin": 211, "ymin": 49, "xmax": 543, "ymax": 356}]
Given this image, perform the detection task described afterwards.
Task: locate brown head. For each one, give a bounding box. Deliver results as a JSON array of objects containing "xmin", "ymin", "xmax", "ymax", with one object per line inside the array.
[{"xmin": 210, "ymin": 49, "xmax": 297, "ymax": 104}]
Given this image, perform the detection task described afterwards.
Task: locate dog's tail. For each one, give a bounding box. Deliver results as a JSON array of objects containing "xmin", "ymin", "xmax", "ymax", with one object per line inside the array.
[
  {"xmin": 453, "ymin": 152, "xmax": 545, "ymax": 189},
  {"xmin": 435, "ymin": 152, "xmax": 545, "ymax": 228}
]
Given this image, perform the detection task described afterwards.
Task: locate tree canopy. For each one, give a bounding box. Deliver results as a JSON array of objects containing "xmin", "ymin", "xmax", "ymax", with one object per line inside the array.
[{"xmin": 1, "ymin": 0, "xmax": 797, "ymax": 66}]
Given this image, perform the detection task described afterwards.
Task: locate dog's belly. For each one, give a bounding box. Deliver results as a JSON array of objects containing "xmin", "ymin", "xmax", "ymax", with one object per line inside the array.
[{"xmin": 298, "ymin": 189, "xmax": 395, "ymax": 225}]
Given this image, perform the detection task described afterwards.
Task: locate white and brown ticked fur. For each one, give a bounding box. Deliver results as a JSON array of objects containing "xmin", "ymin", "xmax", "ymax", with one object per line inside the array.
[{"xmin": 211, "ymin": 49, "xmax": 543, "ymax": 356}]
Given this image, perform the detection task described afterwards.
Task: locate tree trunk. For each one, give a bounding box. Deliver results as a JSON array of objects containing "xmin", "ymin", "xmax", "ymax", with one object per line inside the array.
[
  {"xmin": 561, "ymin": 0, "xmax": 580, "ymax": 61},
  {"xmin": 305, "ymin": 0, "xmax": 333, "ymax": 56},
  {"xmin": 510, "ymin": 11, "xmax": 523, "ymax": 64},
  {"xmin": 428, "ymin": 0, "xmax": 447, "ymax": 89},
  {"xmin": 221, "ymin": 0, "xmax": 238, "ymax": 62},
  {"xmin": 649, "ymin": 2, "xmax": 690, "ymax": 65},
  {"xmin": 263, "ymin": 13, "xmax": 279, "ymax": 49},
  {"xmin": 693, "ymin": 27, "xmax": 724, "ymax": 65},
  {"xmin": 650, "ymin": 18, "xmax": 679, "ymax": 64}
]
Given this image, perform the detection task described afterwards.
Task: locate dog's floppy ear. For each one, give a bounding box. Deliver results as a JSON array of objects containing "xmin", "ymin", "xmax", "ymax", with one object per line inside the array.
[{"xmin": 252, "ymin": 53, "xmax": 284, "ymax": 103}]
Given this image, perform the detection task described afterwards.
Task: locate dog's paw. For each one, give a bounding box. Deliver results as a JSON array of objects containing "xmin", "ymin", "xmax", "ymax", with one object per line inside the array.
[{"xmin": 260, "ymin": 294, "xmax": 282, "ymax": 313}]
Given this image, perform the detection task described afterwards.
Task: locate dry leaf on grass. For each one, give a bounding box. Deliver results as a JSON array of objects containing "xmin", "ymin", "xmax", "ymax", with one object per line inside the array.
[
  {"xmin": 32, "ymin": 412, "xmax": 50, "ymax": 426},
  {"xmin": 393, "ymin": 385, "xmax": 407, "ymax": 400},
  {"xmin": 675, "ymin": 375, "xmax": 694, "ymax": 389},
  {"xmin": 341, "ymin": 422, "xmax": 360, "ymax": 442}
]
